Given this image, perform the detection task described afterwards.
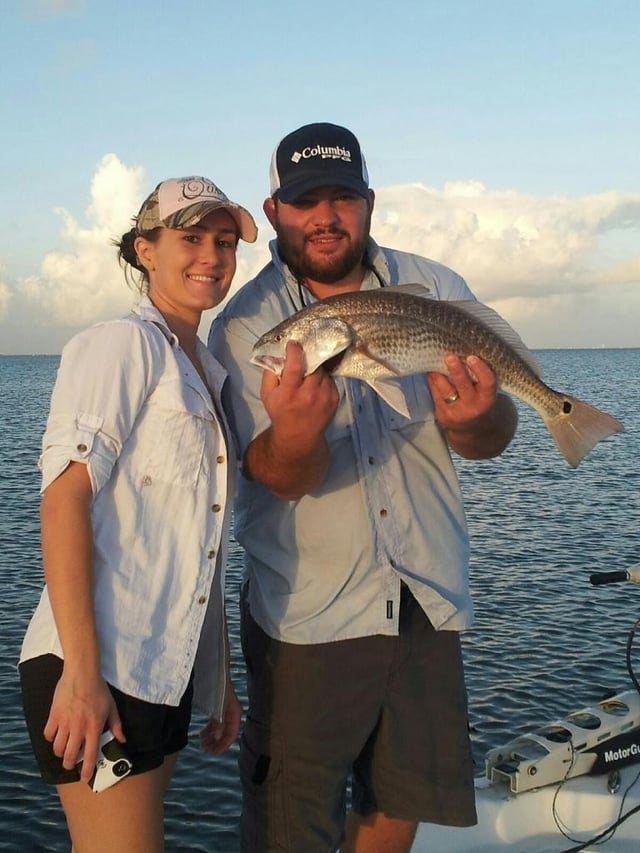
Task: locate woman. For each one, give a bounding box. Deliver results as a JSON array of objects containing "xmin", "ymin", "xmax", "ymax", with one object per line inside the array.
[{"xmin": 19, "ymin": 176, "xmax": 257, "ymax": 851}]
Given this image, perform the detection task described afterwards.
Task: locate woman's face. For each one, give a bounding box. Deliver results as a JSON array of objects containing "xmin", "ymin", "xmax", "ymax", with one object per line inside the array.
[{"xmin": 135, "ymin": 209, "xmax": 238, "ymax": 323}]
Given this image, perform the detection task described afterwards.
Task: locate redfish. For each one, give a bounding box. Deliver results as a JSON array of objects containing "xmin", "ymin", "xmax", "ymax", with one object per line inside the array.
[{"xmin": 251, "ymin": 284, "xmax": 623, "ymax": 467}]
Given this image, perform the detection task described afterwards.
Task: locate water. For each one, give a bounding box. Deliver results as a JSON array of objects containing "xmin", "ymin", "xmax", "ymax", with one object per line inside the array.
[{"xmin": 1, "ymin": 350, "xmax": 639, "ymax": 851}]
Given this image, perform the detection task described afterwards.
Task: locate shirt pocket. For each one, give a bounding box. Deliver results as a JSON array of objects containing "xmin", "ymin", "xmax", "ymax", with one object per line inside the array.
[
  {"xmin": 381, "ymin": 374, "xmax": 435, "ymax": 430},
  {"xmin": 133, "ymin": 379, "xmax": 213, "ymax": 488}
]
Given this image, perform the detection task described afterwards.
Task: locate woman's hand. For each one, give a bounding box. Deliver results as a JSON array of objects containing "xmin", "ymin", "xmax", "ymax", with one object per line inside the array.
[
  {"xmin": 199, "ymin": 680, "xmax": 243, "ymax": 755},
  {"xmin": 44, "ymin": 668, "xmax": 125, "ymax": 781}
]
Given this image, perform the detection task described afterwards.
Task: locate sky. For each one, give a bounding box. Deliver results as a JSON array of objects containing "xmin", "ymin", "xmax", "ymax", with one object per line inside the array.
[{"xmin": 1, "ymin": 0, "xmax": 639, "ymax": 354}]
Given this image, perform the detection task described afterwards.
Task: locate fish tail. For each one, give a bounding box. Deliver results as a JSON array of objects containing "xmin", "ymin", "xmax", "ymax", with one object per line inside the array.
[{"xmin": 542, "ymin": 396, "xmax": 624, "ymax": 468}]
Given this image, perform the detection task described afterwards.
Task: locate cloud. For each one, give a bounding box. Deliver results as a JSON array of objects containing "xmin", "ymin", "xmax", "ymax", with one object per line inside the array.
[
  {"xmin": 0, "ymin": 279, "xmax": 10, "ymax": 321},
  {"xmin": 371, "ymin": 182, "xmax": 640, "ymax": 300},
  {"xmin": 591, "ymin": 255, "xmax": 640, "ymax": 286},
  {"xmin": 1, "ymin": 159, "xmax": 639, "ymax": 353},
  {"xmin": 17, "ymin": 154, "xmax": 144, "ymax": 329},
  {"xmin": 370, "ymin": 181, "xmax": 640, "ymax": 347}
]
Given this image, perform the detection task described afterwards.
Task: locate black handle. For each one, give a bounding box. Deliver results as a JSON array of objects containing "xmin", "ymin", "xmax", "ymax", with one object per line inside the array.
[{"xmin": 590, "ymin": 571, "xmax": 629, "ymax": 585}]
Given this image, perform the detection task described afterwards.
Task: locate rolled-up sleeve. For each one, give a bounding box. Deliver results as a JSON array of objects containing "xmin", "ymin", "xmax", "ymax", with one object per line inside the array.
[
  {"xmin": 40, "ymin": 411, "xmax": 114, "ymax": 494},
  {"xmin": 39, "ymin": 320, "xmax": 161, "ymax": 496}
]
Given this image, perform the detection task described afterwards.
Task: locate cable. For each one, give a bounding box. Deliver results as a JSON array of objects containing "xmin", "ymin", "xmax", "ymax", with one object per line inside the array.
[
  {"xmin": 626, "ymin": 618, "xmax": 640, "ymax": 695},
  {"xmin": 555, "ymin": 764, "xmax": 640, "ymax": 851},
  {"xmin": 551, "ymin": 741, "xmax": 580, "ymax": 841}
]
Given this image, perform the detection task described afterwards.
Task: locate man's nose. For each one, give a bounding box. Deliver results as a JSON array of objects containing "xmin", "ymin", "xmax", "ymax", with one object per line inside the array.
[{"xmin": 311, "ymin": 199, "xmax": 340, "ymax": 226}]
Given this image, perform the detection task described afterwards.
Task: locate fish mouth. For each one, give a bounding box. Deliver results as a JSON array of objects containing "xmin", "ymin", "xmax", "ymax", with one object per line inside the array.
[
  {"xmin": 250, "ymin": 351, "xmax": 346, "ymax": 377},
  {"xmin": 250, "ymin": 353, "xmax": 284, "ymax": 375}
]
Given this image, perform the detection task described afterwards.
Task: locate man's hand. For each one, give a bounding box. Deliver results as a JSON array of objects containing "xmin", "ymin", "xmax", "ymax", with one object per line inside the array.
[
  {"xmin": 260, "ymin": 340, "xmax": 339, "ymax": 441},
  {"xmin": 428, "ymin": 353, "xmax": 518, "ymax": 459},
  {"xmin": 245, "ymin": 341, "xmax": 339, "ymax": 499}
]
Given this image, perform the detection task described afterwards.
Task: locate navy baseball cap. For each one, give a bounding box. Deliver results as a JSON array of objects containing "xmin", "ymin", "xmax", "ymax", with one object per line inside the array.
[{"xmin": 269, "ymin": 123, "xmax": 370, "ymax": 203}]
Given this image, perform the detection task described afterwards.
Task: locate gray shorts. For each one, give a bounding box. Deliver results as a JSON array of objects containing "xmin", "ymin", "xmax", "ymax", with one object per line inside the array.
[{"xmin": 239, "ymin": 583, "xmax": 476, "ymax": 853}]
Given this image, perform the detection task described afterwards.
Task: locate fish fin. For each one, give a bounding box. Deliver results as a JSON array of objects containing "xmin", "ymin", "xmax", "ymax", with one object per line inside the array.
[
  {"xmin": 368, "ymin": 379, "xmax": 411, "ymax": 418},
  {"xmin": 352, "ymin": 341, "xmax": 400, "ymax": 376},
  {"xmin": 447, "ymin": 300, "xmax": 542, "ymax": 377},
  {"xmin": 543, "ymin": 395, "xmax": 624, "ymax": 467},
  {"xmin": 392, "ymin": 283, "xmax": 434, "ymax": 298}
]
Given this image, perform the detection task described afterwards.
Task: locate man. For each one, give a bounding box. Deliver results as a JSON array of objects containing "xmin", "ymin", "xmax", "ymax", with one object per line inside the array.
[{"xmin": 209, "ymin": 123, "xmax": 518, "ymax": 853}]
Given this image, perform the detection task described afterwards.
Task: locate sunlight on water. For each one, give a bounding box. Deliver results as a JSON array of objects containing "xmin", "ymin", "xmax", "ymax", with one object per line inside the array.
[{"xmin": 1, "ymin": 350, "xmax": 638, "ymax": 851}]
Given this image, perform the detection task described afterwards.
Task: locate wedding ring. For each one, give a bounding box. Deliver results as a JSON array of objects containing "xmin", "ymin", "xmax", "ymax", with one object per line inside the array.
[{"xmin": 444, "ymin": 392, "xmax": 459, "ymax": 404}]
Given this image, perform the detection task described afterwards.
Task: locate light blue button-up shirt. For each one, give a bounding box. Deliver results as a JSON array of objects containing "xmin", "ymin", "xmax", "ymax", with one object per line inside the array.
[
  {"xmin": 21, "ymin": 297, "xmax": 235, "ymax": 716},
  {"xmin": 209, "ymin": 240, "xmax": 474, "ymax": 644}
]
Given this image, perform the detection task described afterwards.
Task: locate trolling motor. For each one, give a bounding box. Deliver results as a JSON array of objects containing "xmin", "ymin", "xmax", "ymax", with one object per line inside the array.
[{"xmin": 485, "ymin": 568, "xmax": 640, "ymax": 795}]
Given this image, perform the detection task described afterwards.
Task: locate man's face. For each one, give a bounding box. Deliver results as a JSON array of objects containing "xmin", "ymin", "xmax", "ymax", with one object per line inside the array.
[{"xmin": 264, "ymin": 186, "xmax": 374, "ymax": 286}]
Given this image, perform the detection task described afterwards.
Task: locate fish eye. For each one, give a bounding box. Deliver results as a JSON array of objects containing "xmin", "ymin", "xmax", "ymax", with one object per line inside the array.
[{"xmin": 274, "ymin": 334, "xmax": 283, "ymax": 342}]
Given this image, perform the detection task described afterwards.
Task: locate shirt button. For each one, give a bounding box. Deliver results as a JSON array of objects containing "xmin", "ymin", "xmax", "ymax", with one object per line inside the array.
[
  {"xmin": 380, "ymin": 508, "xmax": 388, "ymax": 517},
  {"xmin": 216, "ymin": 455, "xmax": 225, "ymax": 464},
  {"xmin": 77, "ymin": 443, "xmax": 87, "ymax": 453},
  {"xmin": 197, "ymin": 595, "xmax": 207, "ymax": 605},
  {"xmin": 142, "ymin": 475, "xmax": 152, "ymax": 486},
  {"xmin": 207, "ymin": 549, "xmax": 216, "ymax": 559},
  {"xmin": 211, "ymin": 503, "xmax": 221, "ymax": 513}
]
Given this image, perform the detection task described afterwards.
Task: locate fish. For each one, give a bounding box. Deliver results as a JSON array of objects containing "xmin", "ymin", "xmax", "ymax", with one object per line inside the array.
[{"xmin": 251, "ymin": 283, "xmax": 624, "ymax": 468}]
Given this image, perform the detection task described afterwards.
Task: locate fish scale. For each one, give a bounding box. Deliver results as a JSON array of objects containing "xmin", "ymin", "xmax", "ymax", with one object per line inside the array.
[{"xmin": 251, "ymin": 284, "xmax": 624, "ymax": 467}]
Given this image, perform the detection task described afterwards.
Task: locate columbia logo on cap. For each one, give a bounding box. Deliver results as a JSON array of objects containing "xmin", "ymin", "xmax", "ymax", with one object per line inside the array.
[{"xmin": 290, "ymin": 145, "xmax": 352, "ymax": 165}]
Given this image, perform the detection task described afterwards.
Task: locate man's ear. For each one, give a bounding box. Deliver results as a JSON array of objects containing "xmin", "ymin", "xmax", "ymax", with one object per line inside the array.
[
  {"xmin": 367, "ymin": 189, "xmax": 375, "ymax": 215},
  {"xmin": 263, "ymin": 197, "xmax": 277, "ymax": 228}
]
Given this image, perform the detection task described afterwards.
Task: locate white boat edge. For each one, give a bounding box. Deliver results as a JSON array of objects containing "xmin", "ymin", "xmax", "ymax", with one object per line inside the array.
[{"xmin": 413, "ymin": 763, "xmax": 640, "ymax": 852}]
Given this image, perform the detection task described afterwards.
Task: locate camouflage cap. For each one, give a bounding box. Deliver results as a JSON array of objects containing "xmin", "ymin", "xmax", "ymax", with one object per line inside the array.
[{"xmin": 135, "ymin": 176, "xmax": 257, "ymax": 242}]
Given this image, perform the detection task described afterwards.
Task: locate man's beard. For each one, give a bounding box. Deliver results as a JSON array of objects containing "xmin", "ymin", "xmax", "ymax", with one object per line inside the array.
[{"xmin": 277, "ymin": 224, "xmax": 370, "ymax": 285}]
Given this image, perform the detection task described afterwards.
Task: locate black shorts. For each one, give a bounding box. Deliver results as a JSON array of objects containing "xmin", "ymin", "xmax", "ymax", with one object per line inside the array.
[{"xmin": 19, "ymin": 654, "xmax": 193, "ymax": 785}]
